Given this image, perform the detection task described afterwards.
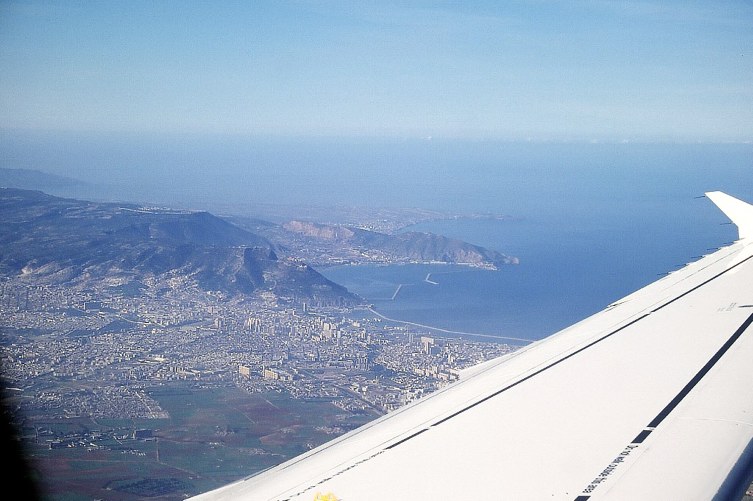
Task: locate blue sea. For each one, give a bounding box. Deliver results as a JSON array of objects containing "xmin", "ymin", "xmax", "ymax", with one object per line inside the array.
[
  {"xmin": 2, "ymin": 132, "xmax": 751, "ymax": 342},
  {"xmin": 320, "ymin": 206, "xmax": 737, "ymax": 342}
]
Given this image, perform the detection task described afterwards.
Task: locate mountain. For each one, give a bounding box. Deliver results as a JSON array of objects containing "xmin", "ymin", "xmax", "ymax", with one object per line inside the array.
[
  {"xmin": 0, "ymin": 189, "xmax": 355, "ymax": 303},
  {"xmin": 0, "ymin": 168, "xmax": 87, "ymax": 191},
  {"xmin": 282, "ymin": 220, "xmax": 518, "ymax": 269}
]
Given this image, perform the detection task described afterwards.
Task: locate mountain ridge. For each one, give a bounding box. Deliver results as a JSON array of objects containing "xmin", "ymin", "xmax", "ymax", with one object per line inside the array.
[
  {"xmin": 282, "ymin": 220, "xmax": 518, "ymax": 269},
  {"xmin": 0, "ymin": 188, "xmax": 355, "ymax": 303}
]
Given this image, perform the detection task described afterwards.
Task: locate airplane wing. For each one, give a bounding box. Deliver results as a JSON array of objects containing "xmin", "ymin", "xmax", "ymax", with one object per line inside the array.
[{"xmin": 190, "ymin": 191, "xmax": 753, "ymax": 501}]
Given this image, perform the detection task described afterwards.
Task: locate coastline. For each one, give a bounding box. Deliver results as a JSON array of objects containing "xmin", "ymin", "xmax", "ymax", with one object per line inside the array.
[{"xmin": 364, "ymin": 306, "xmax": 532, "ymax": 345}]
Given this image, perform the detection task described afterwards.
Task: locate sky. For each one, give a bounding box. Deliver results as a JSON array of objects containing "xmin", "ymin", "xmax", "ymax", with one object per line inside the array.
[{"xmin": 1, "ymin": 0, "xmax": 752, "ymax": 142}]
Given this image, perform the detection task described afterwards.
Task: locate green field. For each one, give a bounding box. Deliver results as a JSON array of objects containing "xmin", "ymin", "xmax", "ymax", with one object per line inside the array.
[{"xmin": 23, "ymin": 384, "xmax": 380, "ymax": 500}]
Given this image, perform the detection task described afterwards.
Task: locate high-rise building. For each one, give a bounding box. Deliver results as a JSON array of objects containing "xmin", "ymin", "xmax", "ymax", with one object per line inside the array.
[{"xmin": 421, "ymin": 336, "xmax": 435, "ymax": 354}]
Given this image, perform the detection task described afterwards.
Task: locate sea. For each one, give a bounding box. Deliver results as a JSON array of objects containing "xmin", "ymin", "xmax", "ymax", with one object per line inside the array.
[{"xmin": 2, "ymin": 132, "xmax": 751, "ymax": 343}]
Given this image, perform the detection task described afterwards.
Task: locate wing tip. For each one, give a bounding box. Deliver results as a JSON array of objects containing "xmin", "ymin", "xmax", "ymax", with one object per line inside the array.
[{"xmin": 705, "ymin": 191, "xmax": 753, "ymax": 241}]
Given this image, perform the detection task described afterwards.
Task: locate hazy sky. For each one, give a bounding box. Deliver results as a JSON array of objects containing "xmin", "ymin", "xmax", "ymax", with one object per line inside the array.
[{"xmin": 1, "ymin": 1, "xmax": 751, "ymax": 141}]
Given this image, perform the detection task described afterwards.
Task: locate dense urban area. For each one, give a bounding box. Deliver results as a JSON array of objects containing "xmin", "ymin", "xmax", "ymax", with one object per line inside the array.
[{"xmin": 0, "ymin": 273, "xmax": 514, "ymax": 499}]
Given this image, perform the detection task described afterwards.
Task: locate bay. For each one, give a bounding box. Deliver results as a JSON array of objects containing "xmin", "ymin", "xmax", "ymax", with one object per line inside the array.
[
  {"xmin": 320, "ymin": 207, "xmax": 736, "ymax": 342},
  {"xmin": 317, "ymin": 143, "xmax": 750, "ymax": 342}
]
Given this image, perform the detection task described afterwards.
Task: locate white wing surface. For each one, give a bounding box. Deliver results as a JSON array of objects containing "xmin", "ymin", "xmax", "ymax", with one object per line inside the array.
[{"xmin": 190, "ymin": 192, "xmax": 753, "ymax": 501}]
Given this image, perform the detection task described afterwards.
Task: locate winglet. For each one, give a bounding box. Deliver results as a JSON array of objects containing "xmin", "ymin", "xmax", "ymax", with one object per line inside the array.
[{"xmin": 706, "ymin": 191, "xmax": 753, "ymax": 241}]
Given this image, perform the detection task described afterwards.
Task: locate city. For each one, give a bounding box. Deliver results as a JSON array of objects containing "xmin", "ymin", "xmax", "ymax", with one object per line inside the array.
[{"xmin": 0, "ymin": 273, "xmax": 515, "ymax": 499}]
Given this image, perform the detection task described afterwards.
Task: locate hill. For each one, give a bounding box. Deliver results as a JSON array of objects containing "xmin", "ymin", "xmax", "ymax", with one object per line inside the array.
[
  {"xmin": 281, "ymin": 220, "xmax": 518, "ymax": 269},
  {"xmin": 0, "ymin": 167, "xmax": 87, "ymax": 191},
  {"xmin": 0, "ymin": 189, "xmax": 355, "ymax": 303}
]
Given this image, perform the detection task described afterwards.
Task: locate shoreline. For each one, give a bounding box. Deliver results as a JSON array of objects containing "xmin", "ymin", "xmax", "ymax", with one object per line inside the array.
[
  {"xmin": 364, "ymin": 307, "xmax": 532, "ymax": 345},
  {"xmin": 316, "ymin": 260, "xmax": 501, "ymax": 271}
]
